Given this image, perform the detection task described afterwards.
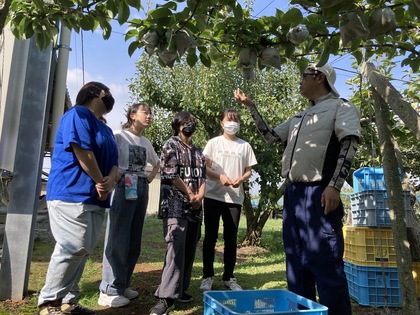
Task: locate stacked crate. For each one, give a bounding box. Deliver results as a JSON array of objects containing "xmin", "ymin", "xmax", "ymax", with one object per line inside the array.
[{"xmin": 343, "ymin": 167, "xmax": 416, "ymax": 307}]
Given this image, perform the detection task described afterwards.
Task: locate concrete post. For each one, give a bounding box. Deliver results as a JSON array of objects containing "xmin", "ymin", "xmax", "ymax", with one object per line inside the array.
[{"xmin": 0, "ymin": 37, "xmax": 52, "ymax": 300}]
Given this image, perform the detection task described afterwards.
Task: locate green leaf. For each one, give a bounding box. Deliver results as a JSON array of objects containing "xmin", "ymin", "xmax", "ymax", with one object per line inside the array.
[
  {"xmin": 101, "ymin": 21, "xmax": 112, "ymax": 39},
  {"xmin": 181, "ymin": 21, "xmax": 200, "ymax": 34},
  {"xmin": 160, "ymin": 1, "xmax": 177, "ymax": 10},
  {"xmin": 296, "ymin": 59, "xmax": 308, "ymax": 73},
  {"xmin": 365, "ymin": 48, "xmax": 374, "ymax": 60},
  {"xmin": 174, "ymin": 6, "xmax": 190, "ymax": 20},
  {"xmin": 92, "ymin": 19, "xmax": 99, "ymax": 31},
  {"xmin": 35, "ymin": 31, "xmax": 52, "ymax": 50},
  {"xmin": 195, "ymin": 14, "xmax": 208, "ymax": 32},
  {"xmin": 128, "ymin": 40, "xmax": 139, "ymax": 57},
  {"xmin": 352, "ymin": 50, "xmax": 363, "ymax": 65},
  {"xmin": 232, "ymin": 2, "xmax": 243, "ymax": 20},
  {"xmin": 275, "ymin": 9, "xmax": 284, "ymax": 21},
  {"xmin": 350, "ymin": 38, "xmax": 361, "ymax": 52},
  {"xmin": 125, "ymin": 29, "xmax": 138, "ymax": 41},
  {"xmin": 126, "ymin": 0, "xmax": 142, "ymax": 10},
  {"xmin": 148, "ymin": 7, "xmax": 173, "ymax": 20},
  {"xmin": 80, "ymin": 15, "xmax": 95, "ymax": 31},
  {"xmin": 47, "ymin": 26, "xmax": 59, "ymax": 44},
  {"xmin": 199, "ymin": 52, "xmax": 211, "ymax": 67},
  {"xmin": 149, "ymin": 16, "xmax": 173, "ymax": 26},
  {"xmin": 129, "ymin": 18, "xmax": 143, "ymax": 26},
  {"xmin": 317, "ymin": 42, "xmax": 330, "ymax": 67},
  {"xmin": 186, "ymin": 50, "xmax": 198, "ymax": 67},
  {"xmin": 33, "ymin": 0, "xmax": 44, "ymax": 8},
  {"xmin": 282, "ymin": 8, "xmax": 303, "ymax": 26},
  {"xmin": 103, "ymin": 1, "xmax": 117, "ymax": 16},
  {"xmin": 117, "ymin": 2, "xmax": 130, "ymax": 24},
  {"xmin": 197, "ymin": 45, "xmax": 207, "ymax": 53},
  {"xmin": 60, "ymin": 0, "xmax": 75, "ymax": 8},
  {"xmin": 284, "ymin": 44, "xmax": 295, "ymax": 58},
  {"xmin": 79, "ymin": 0, "xmax": 89, "ymax": 6}
]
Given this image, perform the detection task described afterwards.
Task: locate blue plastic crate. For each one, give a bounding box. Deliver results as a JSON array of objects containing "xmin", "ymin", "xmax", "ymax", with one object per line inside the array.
[
  {"xmin": 350, "ymin": 190, "xmax": 412, "ymax": 227},
  {"xmin": 353, "ymin": 167, "xmax": 386, "ymax": 193},
  {"xmin": 344, "ymin": 261, "xmax": 401, "ymax": 307},
  {"xmin": 353, "ymin": 167, "xmax": 403, "ymax": 193},
  {"xmin": 203, "ymin": 289, "xmax": 328, "ymax": 315}
]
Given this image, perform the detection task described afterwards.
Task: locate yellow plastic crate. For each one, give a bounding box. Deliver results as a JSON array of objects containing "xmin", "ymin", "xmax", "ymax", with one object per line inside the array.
[{"xmin": 343, "ymin": 226, "xmax": 396, "ymax": 267}]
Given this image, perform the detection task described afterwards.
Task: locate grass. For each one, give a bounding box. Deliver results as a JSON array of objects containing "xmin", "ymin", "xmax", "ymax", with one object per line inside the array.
[
  {"xmin": 0, "ymin": 215, "xmax": 286, "ymax": 315},
  {"xmin": 0, "ymin": 215, "xmax": 404, "ymax": 315}
]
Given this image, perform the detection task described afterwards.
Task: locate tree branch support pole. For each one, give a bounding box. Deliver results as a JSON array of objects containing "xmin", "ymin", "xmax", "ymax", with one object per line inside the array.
[{"xmin": 362, "ymin": 62, "xmax": 420, "ymax": 140}]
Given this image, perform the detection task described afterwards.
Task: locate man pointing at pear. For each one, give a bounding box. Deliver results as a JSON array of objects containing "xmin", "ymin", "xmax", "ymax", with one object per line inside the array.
[{"xmin": 234, "ymin": 63, "xmax": 361, "ymax": 315}]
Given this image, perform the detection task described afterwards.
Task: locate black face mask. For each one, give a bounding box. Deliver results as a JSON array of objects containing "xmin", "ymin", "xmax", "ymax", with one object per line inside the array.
[
  {"xmin": 101, "ymin": 94, "xmax": 115, "ymax": 113},
  {"xmin": 181, "ymin": 122, "xmax": 196, "ymax": 137}
]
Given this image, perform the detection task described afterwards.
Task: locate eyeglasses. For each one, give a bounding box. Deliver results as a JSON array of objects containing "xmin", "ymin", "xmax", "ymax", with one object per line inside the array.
[
  {"xmin": 301, "ymin": 71, "xmax": 320, "ymax": 79},
  {"xmin": 139, "ymin": 110, "xmax": 152, "ymax": 116}
]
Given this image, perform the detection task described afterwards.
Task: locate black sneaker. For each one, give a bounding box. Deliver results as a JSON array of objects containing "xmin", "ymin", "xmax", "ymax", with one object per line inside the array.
[
  {"xmin": 149, "ymin": 298, "xmax": 174, "ymax": 315},
  {"xmin": 61, "ymin": 303, "xmax": 95, "ymax": 315},
  {"xmin": 177, "ymin": 292, "xmax": 193, "ymax": 303},
  {"xmin": 38, "ymin": 306, "xmax": 63, "ymax": 315}
]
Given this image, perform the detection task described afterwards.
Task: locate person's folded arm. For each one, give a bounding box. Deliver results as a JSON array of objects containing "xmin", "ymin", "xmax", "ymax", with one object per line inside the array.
[{"xmin": 71, "ymin": 143, "xmax": 103, "ymax": 184}]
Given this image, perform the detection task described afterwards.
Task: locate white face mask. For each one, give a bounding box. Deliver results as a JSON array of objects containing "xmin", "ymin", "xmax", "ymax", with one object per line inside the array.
[{"xmin": 223, "ymin": 121, "xmax": 240, "ymax": 135}]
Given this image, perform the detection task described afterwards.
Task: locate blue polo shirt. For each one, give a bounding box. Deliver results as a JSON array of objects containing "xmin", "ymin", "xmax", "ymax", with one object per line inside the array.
[{"xmin": 47, "ymin": 105, "xmax": 118, "ymax": 208}]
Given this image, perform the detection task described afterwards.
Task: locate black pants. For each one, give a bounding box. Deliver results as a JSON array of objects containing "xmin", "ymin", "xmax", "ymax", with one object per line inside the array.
[{"xmin": 202, "ymin": 198, "xmax": 241, "ymax": 281}]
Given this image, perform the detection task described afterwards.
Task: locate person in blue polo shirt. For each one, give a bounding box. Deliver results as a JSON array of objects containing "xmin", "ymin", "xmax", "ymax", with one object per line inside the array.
[{"xmin": 38, "ymin": 82, "xmax": 119, "ymax": 315}]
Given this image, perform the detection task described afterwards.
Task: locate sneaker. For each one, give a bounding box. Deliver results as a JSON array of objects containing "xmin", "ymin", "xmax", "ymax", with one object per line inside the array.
[
  {"xmin": 223, "ymin": 278, "xmax": 242, "ymax": 291},
  {"xmin": 200, "ymin": 277, "xmax": 214, "ymax": 291},
  {"xmin": 61, "ymin": 303, "xmax": 95, "ymax": 314},
  {"xmin": 38, "ymin": 306, "xmax": 63, "ymax": 315},
  {"xmin": 98, "ymin": 292, "xmax": 130, "ymax": 308},
  {"xmin": 177, "ymin": 292, "xmax": 193, "ymax": 303},
  {"xmin": 124, "ymin": 287, "xmax": 139, "ymax": 300},
  {"xmin": 149, "ymin": 298, "xmax": 174, "ymax": 315}
]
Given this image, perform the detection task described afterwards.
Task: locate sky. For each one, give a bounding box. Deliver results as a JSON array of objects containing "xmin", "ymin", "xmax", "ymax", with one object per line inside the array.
[{"xmin": 65, "ymin": 1, "xmax": 361, "ymax": 132}]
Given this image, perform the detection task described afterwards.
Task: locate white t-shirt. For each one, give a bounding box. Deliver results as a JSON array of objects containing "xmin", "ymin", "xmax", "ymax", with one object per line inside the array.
[
  {"xmin": 114, "ymin": 129, "xmax": 160, "ymax": 177},
  {"xmin": 203, "ymin": 135, "xmax": 257, "ymax": 205}
]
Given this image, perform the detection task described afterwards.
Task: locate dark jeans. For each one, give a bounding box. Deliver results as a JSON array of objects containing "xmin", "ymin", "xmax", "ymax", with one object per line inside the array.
[
  {"xmin": 283, "ymin": 182, "xmax": 352, "ymax": 315},
  {"xmin": 100, "ymin": 177, "xmax": 149, "ymax": 295},
  {"xmin": 202, "ymin": 198, "xmax": 241, "ymax": 281}
]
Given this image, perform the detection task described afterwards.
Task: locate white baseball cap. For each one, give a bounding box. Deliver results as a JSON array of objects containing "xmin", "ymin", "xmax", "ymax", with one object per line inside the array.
[{"xmin": 307, "ymin": 63, "xmax": 340, "ymax": 97}]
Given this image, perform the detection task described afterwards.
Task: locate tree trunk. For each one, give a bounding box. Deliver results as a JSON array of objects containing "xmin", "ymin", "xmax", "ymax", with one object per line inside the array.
[
  {"xmin": 242, "ymin": 187, "xmax": 269, "ymax": 246},
  {"xmin": 242, "ymin": 180, "xmax": 287, "ymax": 246},
  {"xmin": 372, "ymin": 88, "xmax": 420, "ymax": 314}
]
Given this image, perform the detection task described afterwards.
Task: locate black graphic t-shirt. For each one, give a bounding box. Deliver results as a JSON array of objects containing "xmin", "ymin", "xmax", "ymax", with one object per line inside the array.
[
  {"xmin": 128, "ymin": 145, "xmax": 146, "ymax": 172},
  {"xmin": 159, "ymin": 136, "xmax": 206, "ymax": 221}
]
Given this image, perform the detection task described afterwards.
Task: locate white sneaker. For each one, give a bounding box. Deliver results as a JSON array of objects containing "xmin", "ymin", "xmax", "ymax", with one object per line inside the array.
[
  {"xmin": 223, "ymin": 278, "xmax": 242, "ymax": 291},
  {"xmin": 124, "ymin": 287, "xmax": 139, "ymax": 300},
  {"xmin": 200, "ymin": 277, "xmax": 214, "ymax": 291},
  {"xmin": 98, "ymin": 291, "xmax": 130, "ymax": 307}
]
